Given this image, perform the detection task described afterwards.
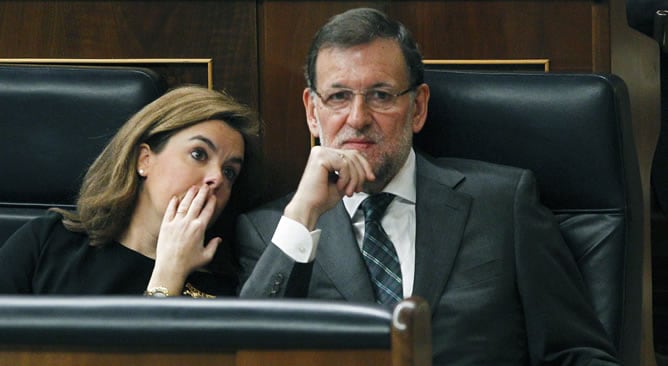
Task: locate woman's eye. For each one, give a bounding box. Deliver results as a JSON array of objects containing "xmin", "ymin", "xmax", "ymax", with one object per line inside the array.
[
  {"xmin": 191, "ymin": 148, "xmax": 208, "ymax": 161},
  {"xmin": 223, "ymin": 167, "xmax": 239, "ymax": 182}
]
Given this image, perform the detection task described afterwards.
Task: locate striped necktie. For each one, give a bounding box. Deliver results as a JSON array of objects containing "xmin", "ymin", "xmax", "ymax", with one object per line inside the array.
[{"xmin": 360, "ymin": 193, "xmax": 403, "ymax": 307}]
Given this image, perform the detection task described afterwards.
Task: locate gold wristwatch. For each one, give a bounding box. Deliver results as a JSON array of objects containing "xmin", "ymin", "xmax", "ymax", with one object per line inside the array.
[{"xmin": 144, "ymin": 286, "xmax": 169, "ymax": 297}]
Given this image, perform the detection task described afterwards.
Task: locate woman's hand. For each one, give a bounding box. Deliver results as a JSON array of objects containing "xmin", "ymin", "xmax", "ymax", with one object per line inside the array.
[{"xmin": 146, "ymin": 184, "xmax": 221, "ymax": 296}]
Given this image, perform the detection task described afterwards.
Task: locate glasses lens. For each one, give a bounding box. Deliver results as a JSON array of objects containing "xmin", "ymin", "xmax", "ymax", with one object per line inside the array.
[
  {"xmin": 316, "ymin": 87, "xmax": 411, "ymax": 112},
  {"xmin": 366, "ymin": 90, "xmax": 395, "ymax": 110},
  {"xmin": 324, "ymin": 90, "xmax": 352, "ymax": 110}
]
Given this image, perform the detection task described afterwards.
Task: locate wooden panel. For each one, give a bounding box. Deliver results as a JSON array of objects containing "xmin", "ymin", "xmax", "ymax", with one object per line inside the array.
[
  {"xmin": 0, "ymin": 1, "xmax": 258, "ymax": 108},
  {"xmin": 0, "ymin": 350, "xmax": 236, "ymax": 366},
  {"xmin": 387, "ymin": 1, "xmax": 595, "ymax": 71},
  {"xmin": 0, "ymin": 58, "xmax": 214, "ymax": 89},
  {"xmin": 0, "ymin": 349, "xmax": 390, "ymax": 366},
  {"xmin": 236, "ymin": 350, "xmax": 390, "ymax": 366}
]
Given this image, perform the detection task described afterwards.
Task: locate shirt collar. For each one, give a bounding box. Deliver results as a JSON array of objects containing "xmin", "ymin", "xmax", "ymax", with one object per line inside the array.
[{"xmin": 343, "ymin": 148, "xmax": 417, "ymax": 218}]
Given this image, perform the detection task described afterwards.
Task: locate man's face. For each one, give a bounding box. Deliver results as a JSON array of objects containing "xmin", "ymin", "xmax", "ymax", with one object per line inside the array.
[{"xmin": 304, "ymin": 38, "xmax": 429, "ymax": 192}]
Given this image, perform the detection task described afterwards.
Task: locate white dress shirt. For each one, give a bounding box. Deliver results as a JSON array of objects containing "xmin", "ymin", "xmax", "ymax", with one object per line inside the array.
[{"xmin": 271, "ymin": 149, "xmax": 417, "ymax": 297}]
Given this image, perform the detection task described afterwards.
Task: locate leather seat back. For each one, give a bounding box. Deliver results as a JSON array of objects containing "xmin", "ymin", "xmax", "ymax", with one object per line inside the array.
[
  {"xmin": 0, "ymin": 64, "xmax": 166, "ymax": 245},
  {"xmin": 416, "ymin": 70, "xmax": 643, "ymax": 365}
]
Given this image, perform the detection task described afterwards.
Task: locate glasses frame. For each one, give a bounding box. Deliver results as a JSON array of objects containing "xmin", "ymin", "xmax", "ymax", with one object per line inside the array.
[{"xmin": 311, "ymin": 85, "xmax": 416, "ymax": 112}]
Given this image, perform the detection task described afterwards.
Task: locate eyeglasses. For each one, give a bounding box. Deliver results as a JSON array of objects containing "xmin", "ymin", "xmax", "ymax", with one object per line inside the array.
[{"xmin": 311, "ymin": 86, "xmax": 416, "ymax": 112}]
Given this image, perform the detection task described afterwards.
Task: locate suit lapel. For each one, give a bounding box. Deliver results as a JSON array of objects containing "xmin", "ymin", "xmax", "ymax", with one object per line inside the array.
[
  {"xmin": 315, "ymin": 203, "xmax": 376, "ymax": 302},
  {"xmin": 311, "ymin": 153, "xmax": 472, "ymax": 307},
  {"xmin": 412, "ymin": 153, "xmax": 472, "ymax": 310}
]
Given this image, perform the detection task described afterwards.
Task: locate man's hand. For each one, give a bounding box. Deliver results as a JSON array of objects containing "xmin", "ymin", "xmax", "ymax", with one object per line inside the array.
[{"xmin": 284, "ymin": 146, "xmax": 375, "ymax": 230}]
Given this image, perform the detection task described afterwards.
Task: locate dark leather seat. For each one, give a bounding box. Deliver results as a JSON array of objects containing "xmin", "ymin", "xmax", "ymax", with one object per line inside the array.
[
  {"xmin": 0, "ymin": 64, "xmax": 166, "ymax": 245},
  {"xmin": 0, "ymin": 297, "xmax": 391, "ymax": 348},
  {"xmin": 416, "ymin": 69, "xmax": 643, "ymax": 366}
]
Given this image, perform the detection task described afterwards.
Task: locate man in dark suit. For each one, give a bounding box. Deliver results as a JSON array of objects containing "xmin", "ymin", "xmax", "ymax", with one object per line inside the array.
[{"xmin": 237, "ymin": 7, "xmax": 619, "ymax": 365}]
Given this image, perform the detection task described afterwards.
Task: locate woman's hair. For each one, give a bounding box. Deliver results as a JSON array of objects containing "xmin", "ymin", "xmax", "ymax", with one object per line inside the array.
[{"xmin": 52, "ymin": 85, "xmax": 261, "ymax": 247}]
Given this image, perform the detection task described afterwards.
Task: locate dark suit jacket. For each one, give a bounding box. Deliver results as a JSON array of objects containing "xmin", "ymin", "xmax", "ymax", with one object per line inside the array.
[{"xmin": 237, "ymin": 152, "xmax": 619, "ymax": 365}]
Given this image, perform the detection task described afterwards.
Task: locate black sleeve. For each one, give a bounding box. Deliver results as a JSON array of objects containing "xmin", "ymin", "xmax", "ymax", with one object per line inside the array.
[{"xmin": 0, "ymin": 213, "xmax": 62, "ymax": 294}]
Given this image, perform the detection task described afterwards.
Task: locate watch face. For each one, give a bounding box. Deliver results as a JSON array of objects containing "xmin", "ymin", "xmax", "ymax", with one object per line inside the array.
[{"xmin": 145, "ymin": 287, "xmax": 169, "ymax": 297}]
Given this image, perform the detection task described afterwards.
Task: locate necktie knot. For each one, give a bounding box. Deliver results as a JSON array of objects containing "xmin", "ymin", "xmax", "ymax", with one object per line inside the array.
[{"xmin": 360, "ymin": 193, "xmax": 394, "ymax": 224}]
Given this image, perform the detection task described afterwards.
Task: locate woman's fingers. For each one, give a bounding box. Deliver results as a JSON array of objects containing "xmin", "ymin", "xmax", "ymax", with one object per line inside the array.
[
  {"xmin": 187, "ymin": 184, "xmax": 210, "ymax": 218},
  {"xmin": 176, "ymin": 185, "xmax": 197, "ymax": 216},
  {"xmin": 199, "ymin": 192, "xmax": 217, "ymax": 222},
  {"xmin": 172, "ymin": 184, "xmax": 212, "ymax": 219},
  {"xmin": 163, "ymin": 195, "xmax": 179, "ymax": 222}
]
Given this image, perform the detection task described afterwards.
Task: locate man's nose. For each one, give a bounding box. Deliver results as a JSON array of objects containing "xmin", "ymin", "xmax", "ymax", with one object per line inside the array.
[{"xmin": 346, "ymin": 94, "xmax": 372, "ymax": 129}]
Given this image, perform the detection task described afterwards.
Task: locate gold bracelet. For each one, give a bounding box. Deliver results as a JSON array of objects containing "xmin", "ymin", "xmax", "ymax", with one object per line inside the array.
[
  {"xmin": 144, "ymin": 286, "xmax": 169, "ymax": 297},
  {"xmin": 182, "ymin": 283, "xmax": 216, "ymax": 299}
]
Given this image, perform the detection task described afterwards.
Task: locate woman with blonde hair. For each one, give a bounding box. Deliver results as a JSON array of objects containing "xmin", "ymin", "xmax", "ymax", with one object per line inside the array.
[{"xmin": 0, "ymin": 85, "xmax": 261, "ymax": 297}]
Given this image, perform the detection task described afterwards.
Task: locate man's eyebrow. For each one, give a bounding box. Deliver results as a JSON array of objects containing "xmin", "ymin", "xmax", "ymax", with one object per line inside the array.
[
  {"xmin": 329, "ymin": 82, "xmax": 349, "ymax": 89},
  {"xmin": 369, "ymin": 82, "xmax": 394, "ymax": 89},
  {"xmin": 328, "ymin": 82, "xmax": 394, "ymax": 89}
]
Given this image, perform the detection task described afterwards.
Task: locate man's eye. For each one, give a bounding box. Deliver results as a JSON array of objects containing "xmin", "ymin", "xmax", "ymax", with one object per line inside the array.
[
  {"xmin": 223, "ymin": 167, "xmax": 239, "ymax": 182},
  {"xmin": 327, "ymin": 91, "xmax": 352, "ymax": 102},
  {"xmin": 191, "ymin": 148, "xmax": 208, "ymax": 161},
  {"xmin": 370, "ymin": 90, "xmax": 392, "ymax": 101}
]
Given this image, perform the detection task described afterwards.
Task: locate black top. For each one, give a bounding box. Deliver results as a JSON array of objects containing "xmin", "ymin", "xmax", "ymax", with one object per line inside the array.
[{"xmin": 0, "ymin": 212, "xmax": 236, "ymax": 296}]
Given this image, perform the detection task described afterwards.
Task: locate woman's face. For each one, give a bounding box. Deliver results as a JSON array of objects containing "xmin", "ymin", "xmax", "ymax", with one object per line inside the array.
[{"xmin": 137, "ymin": 119, "xmax": 245, "ymax": 227}]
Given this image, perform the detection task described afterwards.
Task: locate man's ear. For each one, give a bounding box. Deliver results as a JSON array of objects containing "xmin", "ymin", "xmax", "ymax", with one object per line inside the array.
[
  {"xmin": 411, "ymin": 83, "xmax": 430, "ymax": 134},
  {"xmin": 303, "ymin": 88, "xmax": 320, "ymax": 138},
  {"xmin": 137, "ymin": 143, "xmax": 152, "ymax": 176}
]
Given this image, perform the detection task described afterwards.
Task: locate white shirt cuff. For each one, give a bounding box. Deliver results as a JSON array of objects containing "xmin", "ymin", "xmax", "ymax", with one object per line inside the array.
[{"xmin": 271, "ymin": 216, "xmax": 321, "ymax": 263}]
